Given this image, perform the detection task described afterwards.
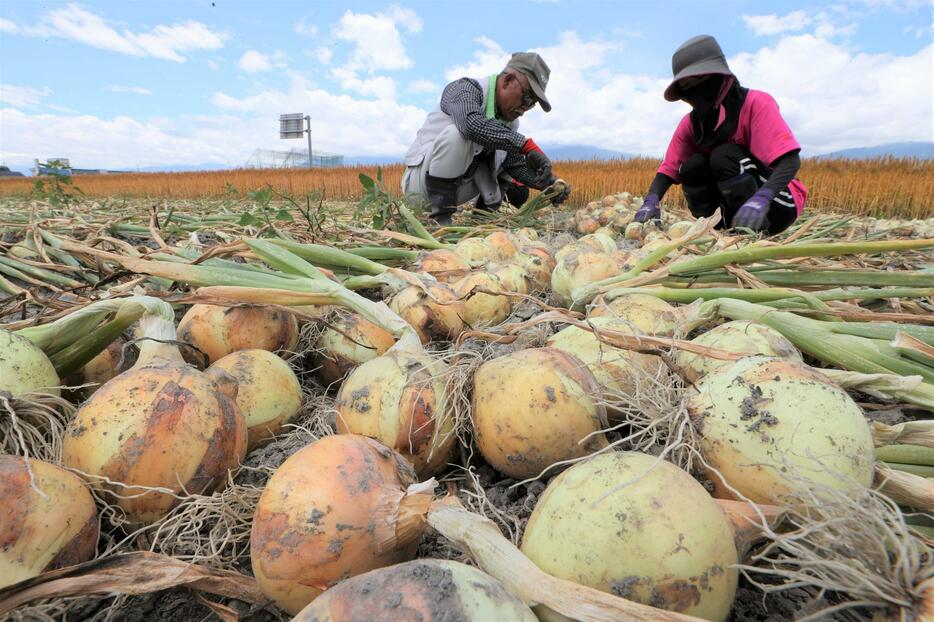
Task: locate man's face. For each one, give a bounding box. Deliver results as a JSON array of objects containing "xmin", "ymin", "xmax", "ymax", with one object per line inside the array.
[{"xmin": 496, "ymin": 70, "xmax": 537, "ymax": 122}]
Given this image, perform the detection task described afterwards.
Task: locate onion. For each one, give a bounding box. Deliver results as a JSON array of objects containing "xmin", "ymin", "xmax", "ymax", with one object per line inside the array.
[
  {"xmin": 314, "ymin": 311, "xmax": 396, "ymax": 387},
  {"xmin": 205, "ymin": 349, "xmax": 303, "ymax": 450},
  {"xmin": 575, "ymin": 230, "xmax": 617, "ymax": 255},
  {"xmin": 64, "ymin": 337, "xmax": 134, "ymax": 398},
  {"xmin": 668, "ymin": 221, "xmax": 695, "ymax": 238},
  {"xmin": 0, "ymin": 456, "xmax": 99, "ymax": 589},
  {"xmin": 485, "ymin": 231, "xmax": 519, "ymax": 259},
  {"xmin": 551, "ymin": 248, "xmax": 619, "ymax": 307},
  {"xmin": 687, "ymin": 356, "xmax": 875, "ymax": 504},
  {"xmin": 413, "ymin": 249, "xmax": 471, "ymax": 283},
  {"xmin": 452, "ymin": 272, "xmax": 512, "ymax": 327},
  {"xmin": 453, "ymin": 237, "xmax": 498, "ymax": 267},
  {"xmin": 388, "ymin": 283, "xmax": 465, "ymax": 344},
  {"xmin": 472, "ymin": 348, "xmax": 608, "ymax": 480},
  {"xmin": 575, "ymin": 216, "xmax": 600, "ymax": 234},
  {"xmin": 546, "ymin": 317, "xmax": 666, "ymax": 407},
  {"xmin": 521, "ymin": 451, "xmax": 738, "ymax": 621},
  {"xmin": 515, "ymin": 227, "xmax": 539, "ymax": 243},
  {"xmin": 250, "ymin": 434, "xmax": 432, "ymax": 614},
  {"xmin": 588, "ymin": 293, "xmax": 683, "ymax": 337},
  {"xmin": 625, "ymin": 221, "xmax": 644, "ymax": 240},
  {"xmin": 292, "ymin": 559, "xmax": 537, "ymax": 622},
  {"xmin": 0, "ymin": 330, "xmax": 60, "ymax": 397},
  {"xmin": 492, "ymin": 263, "xmax": 532, "ymax": 296},
  {"xmin": 177, "ymin": 303, "xmax": 299, "ymax": 364},
  {"xmin": 335, "ymin": 349, "xmax": 455, "ymax": 476},
  {"xmin": 676, "ymin": 320, "xmax": 802, "ymax": 382},
  {"xmin": 514, "ymin": 251, "xmax": 553, "ymax": 292},
  {"xmin": 62, "ymin": 307, "xmax": 247, "ymax": 524}
]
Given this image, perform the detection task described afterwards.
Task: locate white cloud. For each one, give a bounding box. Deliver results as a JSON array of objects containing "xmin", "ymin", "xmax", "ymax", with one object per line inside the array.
[
  {"xmin": 904, "ymin": 19, "xmax": 934, "ymax": 38},
  {"xmin": 386, "ymin": 4, "xmax": 423, "ymax": 33},
  {"xmin": 294, "ymin": 17, "xmax": 318, "ymax": 38},
  {"xmin": 108, "ymin": 86, "xmax": 152, "ymax": 95},
  {"xmin": 330, "ymin": 67, "xmax": 396, "ymax": 99},
  {"xmin": 742, "ymin": 10, "xmax": 811, "ymax": 36},
  {"xmin": 239, "ymin": 50, "xmax": 287, "ymax": 73},
  {"xmin": 409, "ymin": 79, "xmax": 438, "ymax": 94},
  {"xmin": 445, "ymin": 36, "xmax": 510, "ymax": 80},
  {"xmin": 0, "ymin": 85, "xmax": 52, "ymax": 108},
  {"xmin": 314, "ymin": 46, "xmax": 333, "ymax": 64},
  {"xmin": 333, "ymin": 9, "xmax": 413, "ymax": 72},
  {"xmin": 18, "ymin": 4, "xmax": 226, "ymax": 62},
  {"xmin": 0, "ymin": 18, "xmax": 19, "ymax": 34}
]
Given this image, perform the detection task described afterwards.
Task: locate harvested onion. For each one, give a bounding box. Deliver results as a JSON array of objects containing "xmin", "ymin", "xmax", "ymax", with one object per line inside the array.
[
  {"xmin": 314, "ymin": 311, "xmax": 396, "ymax": 387},
  {"xmin": 452, "ymin": 272, "xmax": 512, "ymax": 327},
  {"xmin": 177, "ymin": 303, "xmax": 299, "ymax": 364},
  {"xmin": 588, "ymin": 293, "xmax": 684, "ymax": 337},
  {"xmin": 250, "ymin": 434, "xmax": 432, "ymax": 614},
  {"xmin": 676, "ymin": 320, "xmax": 801, "ymax": 382},
  {"xmin": 0, "ymin": 330, "xmax": 60, "ymax": 397},
  {"xmin": 388, "ymin": 283, "xmax": 465, "ymax": 344}
]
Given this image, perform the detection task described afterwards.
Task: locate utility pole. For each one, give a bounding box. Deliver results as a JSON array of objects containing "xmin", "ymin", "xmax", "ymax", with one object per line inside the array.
[{"xmin": 305, "ymin": 115, "xmax": 313, "ymax": 169}]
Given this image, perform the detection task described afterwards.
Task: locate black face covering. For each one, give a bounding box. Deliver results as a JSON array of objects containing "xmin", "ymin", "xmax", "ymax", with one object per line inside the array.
[{"xmin": 685, "ymin": 75, "xmax": 748, "ymax": 149}]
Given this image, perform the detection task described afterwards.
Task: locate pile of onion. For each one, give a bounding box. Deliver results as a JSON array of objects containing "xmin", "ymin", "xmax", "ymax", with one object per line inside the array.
[
  {"xmin": 177, "ymin": 303, "xmax": 299, "ymax": 365},
  {"xmin": 206, "ymin": 348, "xmax": 303, "ymax": 450},
  {"xmin": 521, "ymin": 451, "xmax": 738, "ymax": 621},
  {"xmin": 688, "ymin": 356, "xmax": 875, "ymax": 504},
  {"xmin": 250, "ymin": 434, "xmax": 432, "ymax": 614},
  {"xmin": 472, "ymin": 348, "xmax": 608, "ymax": 480},
  {"xmin": 335, "ymin": 348, "xmax": 455, "ymax": 476},
  {"xmin": 62, "ymin": 302, "xmax": 247, "ymax": 524},
  {"xmin": 313, "ymin": 311, "xmax": 395, "ymax": 387},
  {"xmin": 292, "ymin": 559, "xmax": 537, "ymax": 622},
  {"xmin": 0, "ymin": 456, "xmax": 99, "ymax": 588}
]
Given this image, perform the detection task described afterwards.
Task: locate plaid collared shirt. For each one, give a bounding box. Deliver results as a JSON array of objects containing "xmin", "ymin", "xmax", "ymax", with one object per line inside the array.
[{"xmin": 439, "ymin": 77, "xmax": 542, "ymax": 188}]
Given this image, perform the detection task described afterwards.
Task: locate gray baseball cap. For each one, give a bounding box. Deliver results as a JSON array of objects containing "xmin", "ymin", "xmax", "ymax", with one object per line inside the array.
[
  {"xmin": 506, "ymin": 52, "xmax": 552, "ymax": 112},
  {"xmin": 664, "ymin": 35, "xmax": 734, "ymax": 102}
]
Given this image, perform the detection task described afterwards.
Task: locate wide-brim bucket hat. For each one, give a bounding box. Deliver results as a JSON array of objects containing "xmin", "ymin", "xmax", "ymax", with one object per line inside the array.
[{"xmin": 663, "ymin": 35, "xmax": 734, "ymax": 102}]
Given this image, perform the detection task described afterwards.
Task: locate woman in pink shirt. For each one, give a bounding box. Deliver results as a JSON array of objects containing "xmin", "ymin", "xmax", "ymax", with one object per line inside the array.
[{"xmin": 633, "ymin": 35, "xmax": 808, "ymax": 234}]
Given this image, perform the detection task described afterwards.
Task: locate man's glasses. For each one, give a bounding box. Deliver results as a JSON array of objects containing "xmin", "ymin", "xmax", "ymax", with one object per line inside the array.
[{"xmin": 519, "ymin": 80, "xmax": 537, "ymax": 109}]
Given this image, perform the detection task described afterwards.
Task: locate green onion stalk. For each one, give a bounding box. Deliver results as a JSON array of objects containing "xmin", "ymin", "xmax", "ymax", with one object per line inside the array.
[{"xmin": 697, "ymin": 298, "xmax": 934, "ymax": 411}]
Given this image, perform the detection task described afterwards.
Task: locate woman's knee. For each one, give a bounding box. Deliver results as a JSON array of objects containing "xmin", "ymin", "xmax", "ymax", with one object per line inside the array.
[
  {"xmin": 679, "ymin": 153, "xmax": 709, "ymax": 186},
  {"xmin": 709, "ymin": 143, "xmax": 754, "ymax": 180}
]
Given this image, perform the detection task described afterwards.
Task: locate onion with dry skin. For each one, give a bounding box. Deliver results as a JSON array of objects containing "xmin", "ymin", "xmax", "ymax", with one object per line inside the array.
[
  {"xmin": 250, "ymin": 434, "xmax": 432, "ymax": 615},
  {"xmin": 388, "ymin": 283, "xmax": 465, "ymax": 344},
  {"xmin": 292, "ymin": 559, "xmax": 538, "ymax": 622},
  {"xmin": 688, "ymin": 356, "xmax": 875, "ymax": 504},
  {"xmin": 313, "ymin": 311, "xmax": 396, "ymax": 387},
  {"xmin": 62, "ymin": 307, "xmax": 247, "ymax": 525},
  {"xmin": 453, "ymin": 237, "xmax": 499, "ymax": 267},
  {"xmin": 676, "ymin": 320, "xmax": 801, "ymax": 382},
  {"xmin": 0, "ymin": 456, "xmax": 99, "ymax": 589},
  {"xmin": 513, "ymin": 251, "xmax": 553, "ymax": 292},
  {"xmin": 205, "ymin": 349, "xmax": 302, "ymax": 450},
  {"xmin": 335, "ymin": 349, "xmax": 455, "ymax": 476},
  {"xmin": 64, "ymin": 337, "xmax": 135, "ymax": 399},
  {"xmin": 551, "ymin": 248, "xmax": 620, "ymax": 307},
  {"xmin": 485, "ymin": 231, "xmax": 519, "ymax": 259},
  {"xmin": 588, "ymin": 293, "xmax": 684, "ymax": 337},
  {"xmin": 492, "ymin": 263, "xmax": 532, "ymax": 296},
  {"xmin": 413, "ymin": 249, "xmax": 471, "ymax": 283},
  {"xmin": 521, "ymin": 451, "xmax": 738, "ymax": 622},
  {"xmin": 177, "ymin": 303, "xmax": 299, "ymax": 364},
  {"xmin": 472, "ymin": 348, "xmax": 608, "ymax": 480},
  {"xmin": 452, "ymin": 272, "xmax": 512, "ymax": 328}
]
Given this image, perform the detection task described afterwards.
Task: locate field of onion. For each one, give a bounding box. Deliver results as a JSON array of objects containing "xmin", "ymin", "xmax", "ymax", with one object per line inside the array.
[
  {"xmin": 0, "ymin": 183, "xmax": 932, "ymax": 621},
  {"xmin": 1, "ymin": 156, "xmax": 932, "ymax": 218}
]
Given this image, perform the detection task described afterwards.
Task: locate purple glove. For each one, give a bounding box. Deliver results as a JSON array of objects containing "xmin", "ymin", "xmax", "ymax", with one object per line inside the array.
[
  {"xmin": 632, "ymin": 194, "xmax": 661, "ymax": 223},
  {"xmin": 732, "ymin": 188, "xmax": 775, "ymax": 231}
]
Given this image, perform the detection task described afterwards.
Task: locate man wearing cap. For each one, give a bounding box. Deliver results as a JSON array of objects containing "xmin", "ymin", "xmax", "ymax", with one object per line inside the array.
[
  {"xmin": 402, "ymin": 52, "xmax": 571, "ymax": 224},
  {"xmin": 633, "ymin": 35, "xmax": 807, "ymax": 234}
]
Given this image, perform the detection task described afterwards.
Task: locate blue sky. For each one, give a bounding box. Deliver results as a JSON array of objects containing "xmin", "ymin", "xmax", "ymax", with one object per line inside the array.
[{"xmin": 1, "ymin": 1, "xmax": 932, "ymax": 170}]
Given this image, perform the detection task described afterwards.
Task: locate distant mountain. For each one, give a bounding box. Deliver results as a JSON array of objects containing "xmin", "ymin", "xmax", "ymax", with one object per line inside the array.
[
  {"xmin": 815, "ymin": 141, "xmax": 934, "ymax": 159},
  {"xmin": 543, "ymin": 144, "xmax": 636, "ymax": 161}
]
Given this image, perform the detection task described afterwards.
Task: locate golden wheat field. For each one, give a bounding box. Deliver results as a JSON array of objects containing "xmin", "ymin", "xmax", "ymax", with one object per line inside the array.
[{"xmin": 1, "ymin": 156, "xmax": 932, "ymax": 219}]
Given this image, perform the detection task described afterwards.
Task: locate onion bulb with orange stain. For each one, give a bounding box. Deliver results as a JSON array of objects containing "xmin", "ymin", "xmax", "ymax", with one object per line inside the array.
[
  {"xmin": 205, "ymin": 349, "xmax": 302, "ymax": 450},
  {"xmin": 451, "ymin": 272, "xmax": 512, "ymax": 328},
  {"xmin": 411, "ymin": 249, "xmax": 471, "ymax": 283},
  {"xmin": 62, "ymin": 305, "xmax": 247, "ymax": 525},
  {"xmin": 176, "ymin": 304, "xmax": 299, "ymax": 365},
  {"xmin": 472, "ymin": 348, "xmax": 608, "ymax": 480},
  {"xmin": 250, "ymin": 434, "xmax": 433, "ymax": 615},
  {"xmin": 313, "ymin": 311, "xmax": 396, "ymax": 388},
  {"xmin": 291, "ymin": 559, "xmax": 537, "ymax": 622},
  {"xmin": 484, "ymin": 230, "xmax": 519, "ymax": 260},
  {"xmin": 335, "ymin": 348, "xmax": 455, "ymax": 477},
  {"xmin": 387, "ymin": 283, "xmax": 465, "ymax": 345},
  {"xmin": 0, "ymin": 456, "xmax": 99, "ymax": 588}
]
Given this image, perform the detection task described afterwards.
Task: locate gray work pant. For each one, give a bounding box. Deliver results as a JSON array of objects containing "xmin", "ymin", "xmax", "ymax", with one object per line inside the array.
[{"xmin": 401, "ymin": 125, "xmax": 504, "ymax": 207}]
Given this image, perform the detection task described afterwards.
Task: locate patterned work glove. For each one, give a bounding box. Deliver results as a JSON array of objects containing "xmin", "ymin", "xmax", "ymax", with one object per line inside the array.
[
  {"xmin": 732, "ymin": 188, "xmax": 775, "ymax": 231},
  {"xmin": 522, "ymin": 139, "xmax": 554, "ymax": 189},
  {"xmin": 632, "ymin": 193, "xmax": 661, "ymax": 223}
]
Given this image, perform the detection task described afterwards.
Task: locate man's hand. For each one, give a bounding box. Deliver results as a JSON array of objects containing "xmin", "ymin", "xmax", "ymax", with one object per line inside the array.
[
  {"xmin": 522, "ymin": 139, "xmax": 553, "ymax": 188},
  {"xmin": 632, "ymin": 193, "xmax": 661, "ymax": 223},
  {"xmin": 732, "ymin": 188, "xmax": 774, "ymax": 231}
]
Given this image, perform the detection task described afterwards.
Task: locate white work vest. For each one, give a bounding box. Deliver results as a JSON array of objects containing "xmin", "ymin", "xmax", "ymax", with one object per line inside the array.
[{"xmin": 403, "ymin": 75, "xmax": 518, "ymax": 181}]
